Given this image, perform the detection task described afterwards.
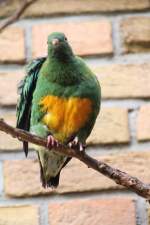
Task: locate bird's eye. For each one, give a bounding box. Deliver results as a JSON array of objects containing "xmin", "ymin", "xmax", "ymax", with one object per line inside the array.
[{"xmin": 64, "ymin": 37, "xmax": 67, "ymax": 41}]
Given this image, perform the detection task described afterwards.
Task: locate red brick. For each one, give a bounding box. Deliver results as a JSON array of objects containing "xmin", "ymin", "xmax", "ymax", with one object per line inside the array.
[
  {"xmin": 32, "ymin": 20, "xmax": 112, "ymax": 57},
  {"xmin": 0, "ymin": 27, "xmax": 25, "ymax": 63},
  {"xmin": 48, "ymin": 198, "xmax": 136, "ymax": 225}
]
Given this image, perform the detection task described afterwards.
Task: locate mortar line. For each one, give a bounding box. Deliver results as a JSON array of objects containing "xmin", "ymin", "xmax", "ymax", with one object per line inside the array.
[
  {"xmin": 40, "ymin": 202, "xmax": 49, "ymax": 225},
  {"xmin": 0, "ymin": 189, "xmax": 138, "ymax": 206},
  {"xmin": 136, "ymin": 197, "xmax": 148, "ymax": 225},
  {"xmin": 12, "ymin": 11, "xmax": 150, "ymax": 26},
  {"xmin": 0, "ymin": 162, "xmax": 3, "ymax": 197}
]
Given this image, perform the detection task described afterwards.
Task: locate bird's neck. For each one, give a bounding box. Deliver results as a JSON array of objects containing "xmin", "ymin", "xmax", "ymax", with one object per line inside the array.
[
  {"xmin": 48, "ymin": 46, "xmax": 74, "ymax": 63},
  {"xmin": 40, "ymin": 56, "xmax": 81, "ymax": 86}
]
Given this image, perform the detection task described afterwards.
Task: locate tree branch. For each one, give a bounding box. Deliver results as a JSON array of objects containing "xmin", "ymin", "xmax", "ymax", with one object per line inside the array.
[
  {"xmin": 0, "ymin": 118, "xmax": 150, "ymax": 200},
  {"xmin": 0, "ymin": 0, "xmax": 38, "ymax": 33}
]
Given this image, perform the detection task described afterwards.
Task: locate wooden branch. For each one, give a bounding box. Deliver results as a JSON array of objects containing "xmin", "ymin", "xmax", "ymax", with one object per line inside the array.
[
  {"xmin": 0, "ymin": 0, "xmax": 38, "ymax": 33},
  {"xmin": 0, "ymin": 118, "xmax": 150, "ymax": 200}
]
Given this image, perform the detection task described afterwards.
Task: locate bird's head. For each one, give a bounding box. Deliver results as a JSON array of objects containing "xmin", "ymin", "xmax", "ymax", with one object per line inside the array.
[{"xmin": 47, "ymin": 32, "xmax": 74, "ymax": 61}]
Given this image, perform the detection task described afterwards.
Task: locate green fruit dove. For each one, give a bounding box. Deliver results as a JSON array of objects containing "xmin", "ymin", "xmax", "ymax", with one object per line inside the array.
[{"xmin": 16, "ymin": 32, "xmax": 101, "ymax": 188}]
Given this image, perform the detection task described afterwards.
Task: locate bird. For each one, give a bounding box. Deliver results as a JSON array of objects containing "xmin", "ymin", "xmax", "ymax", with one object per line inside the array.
[{"xmin": 16, "ymin": 32, "xmax": 101, "ymax": 188}]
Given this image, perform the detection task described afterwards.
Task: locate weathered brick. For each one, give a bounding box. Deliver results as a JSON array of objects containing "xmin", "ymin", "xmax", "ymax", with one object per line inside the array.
[
  {"xmin": 121, "ymin": 17, "xmax": 150, "ymax": 53},
  {"xmin": 0, "ymin": 27, "xmax": 25, "ymax": 63},
  {"xmin": 88, "ymin": 107, "xmax": 130, "ymax": 144},
  {"xmin": 4, "ymin": 151, "xmax": 150, "ymax": 197},
  {"xmin": 0, "ymin": 113, "xmax": 22, "ymax": 151},
  {"xmin": 94, "ymin": 64, "xmax": 150, "ymax": 99},
  {"xmin": 1, "ymin": 0, "xmax": 150, "ymax": 18},
  {"xmin": 4, "ymin": 159, "xmax": 47, "ymax": 197},
  {"xmin": 0, "ymin": 205, "xmax": 39, "ymax": 225},
  {"xmin": 26, "ymin": 0, "xmax": 150, "ymax": 15},
  {"xmin": 48, "ymin": 198, "xmax": 136, "ymax": 225},
  {"xmin": 148, "ymin": 208, "xmax": 150, "ymax": 225},
  {"xmin": 137, "ymin": 105, "xmax": 150, "ymax": 141},
  {"xmin": 3, "ymin": 65, "xmax": 149, "ymax": 104},
  {"xmin": 32, "ymin": 20, "xmax": 113, "ymax": 57},
  {"xmin": 0, "ymin": 107, "xmax": 129, "ymax": 151},
  {"xmin": 0, "ymin": 71, "xmax": 24, "ymax": 106}
]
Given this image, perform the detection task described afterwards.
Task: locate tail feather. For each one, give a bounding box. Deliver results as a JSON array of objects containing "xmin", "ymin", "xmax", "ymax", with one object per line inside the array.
[
  {"xmin": 39, "ymin": 161, "xmax": 60, "ymax": 188},
  {"xmin": 37, "ymin": 152, "xmax": 71, "ymax": 188},
  {"xmin": 23, "ymin": 141, "xmax": 28, "ymax": 157},
  {"xmin": 46, "ymin": 173, "xmax": 60, "ymax": 188}
]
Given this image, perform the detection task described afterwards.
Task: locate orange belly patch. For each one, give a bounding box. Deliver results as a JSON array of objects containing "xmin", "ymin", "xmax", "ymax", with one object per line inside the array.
[{"xmin": 39, "ymin": 95, "xmax": 92, "ymax": 141}]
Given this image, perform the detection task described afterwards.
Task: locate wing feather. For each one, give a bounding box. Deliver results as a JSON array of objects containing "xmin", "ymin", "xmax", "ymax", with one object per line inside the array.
[{"xmin": 16, "ymin": 57, "xmax": 46, "ymax": 156}]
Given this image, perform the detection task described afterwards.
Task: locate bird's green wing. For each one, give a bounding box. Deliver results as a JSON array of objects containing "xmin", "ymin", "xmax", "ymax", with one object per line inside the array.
[
  {"xmin": 74, "ymin": 56, "xmax": 101, "ymax": 143},
  {"xmin": 16, "ymin": 57, "xmax": 46, "ymax": 156}
]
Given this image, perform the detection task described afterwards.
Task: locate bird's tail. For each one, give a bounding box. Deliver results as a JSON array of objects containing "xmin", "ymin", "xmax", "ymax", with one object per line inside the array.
[
  {"xmin": 38, "ymin": 153, "xmax": 60, "ymax": 188},
  {"xmin": 40, "ymin": 165, "xmax": 60, "ymax": 188},
  {"xmin": 37, "ymin": 149, "xmax": 71, "ymax": 188}
]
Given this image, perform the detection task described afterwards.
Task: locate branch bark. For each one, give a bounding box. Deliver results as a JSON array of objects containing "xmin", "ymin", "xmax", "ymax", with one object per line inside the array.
[
  {"xmin": 0, "ymin": 118, "xmax": 150, "ymax": 200},
  {"xmin": 0, "ymin": 0, "xmax": 38, "ymax": 33}
]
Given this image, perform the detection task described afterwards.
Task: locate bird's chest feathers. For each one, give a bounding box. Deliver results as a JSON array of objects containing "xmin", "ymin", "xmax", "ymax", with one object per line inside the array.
[{"xmin": 39, "ymin": 95, "xmax": 92, "ymax": 141}]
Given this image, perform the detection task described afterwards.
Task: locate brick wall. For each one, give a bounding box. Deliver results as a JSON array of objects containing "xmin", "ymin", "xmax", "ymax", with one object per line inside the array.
[{"xmin": 0, "ymin": 0, "xmax": 150, "ymax": 224}]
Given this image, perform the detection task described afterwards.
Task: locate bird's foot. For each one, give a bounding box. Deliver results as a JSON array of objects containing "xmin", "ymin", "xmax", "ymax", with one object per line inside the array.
[
  {"xmin": 47, "ymin": 135, "xmax": 59, "ymax": 149},
  {"xmin": 68, "ymin": 136, "xmax": 85, "ymax": 152}
]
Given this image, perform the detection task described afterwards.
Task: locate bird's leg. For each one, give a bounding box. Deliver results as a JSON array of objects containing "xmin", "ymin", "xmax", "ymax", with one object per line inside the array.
[
  {"xmin": 47, "ymin": 135, "xmax": 59, "ymax": 149},
  {"xmin": 68, "ymin": 136, "xmax": 86, "ymax": 152}
]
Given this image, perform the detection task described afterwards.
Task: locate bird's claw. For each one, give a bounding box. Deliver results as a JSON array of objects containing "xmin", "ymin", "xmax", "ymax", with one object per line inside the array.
[
  {"xmin": 68, "ymin": 136, "xmax": 78, "ymax": 148},
  {"xmin": 47, "ymin": 135, "xmax": 59, "ymax": 149},
  {"xmin": 68, "ymin": 137, "xmax": 85, "ymax": 152}
]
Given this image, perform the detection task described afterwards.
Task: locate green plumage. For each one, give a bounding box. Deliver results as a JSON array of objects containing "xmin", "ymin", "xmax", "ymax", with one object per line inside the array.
[{"xmin": 16, "ymin": 32, "xmax": 101, "ymax": 188}]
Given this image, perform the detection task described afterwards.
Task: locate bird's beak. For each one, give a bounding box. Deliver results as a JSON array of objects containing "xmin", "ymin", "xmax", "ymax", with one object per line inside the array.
[{"xmin": 52, "ymin": 38, "xmax": 59, "ymax": 46}]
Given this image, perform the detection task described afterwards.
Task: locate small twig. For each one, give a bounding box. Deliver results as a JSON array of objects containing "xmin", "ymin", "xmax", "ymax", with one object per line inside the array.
[
  {"xmin": 0, "ymin": 0, "xmax": 38, "ymax": 33},
  {"xmin": 0, "ymin": 118, "xmax": 150, "ymax": 200}
]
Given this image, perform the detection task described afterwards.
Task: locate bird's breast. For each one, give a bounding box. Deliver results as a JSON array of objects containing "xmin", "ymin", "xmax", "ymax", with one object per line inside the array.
[{"xmin": 39, "ymin": 95, "xmax": 92, "ymax": 142}]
